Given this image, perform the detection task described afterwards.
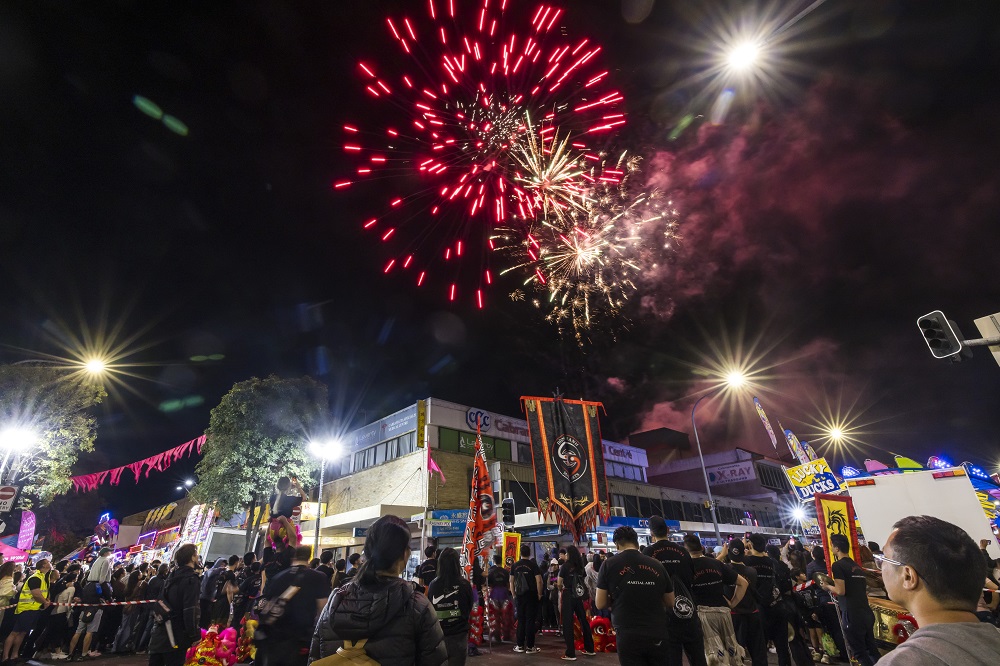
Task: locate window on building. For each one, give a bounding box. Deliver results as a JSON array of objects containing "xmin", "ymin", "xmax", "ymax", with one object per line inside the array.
[
  {"xmin": 637, "ymin": 496, "xmax": 662, "ymax": 518},
  {"xmin": 755, "ymin": 463, "xmax": 791, "ymax": 492},
  {"xmin": 517, "ymin": 442, "xmax": 532, "ymax": 464},
  {"xmin": 662, "ymin": 500, "xmax": 683, "ymax": 521},
  {"xmin": 494, "ymin": 438, "xmax": 511, "ymax": 461},
  {"xmin": 683, "ymin": 502, "xmax": 705, "ymax": 522},
  {"xmin": 624, "ymin": 495, "xmax": 644, "ymax": 518},
  {"xmin": 439, "ymin": 427, "xmax": 459, "ymax": 453},
  {"xmin": 717, "ymin": 506, "xmax": 738, "ymax": 525},
  {"xmin": 398, "ymin": 432, "xmax": 414, "ymax": 455}
]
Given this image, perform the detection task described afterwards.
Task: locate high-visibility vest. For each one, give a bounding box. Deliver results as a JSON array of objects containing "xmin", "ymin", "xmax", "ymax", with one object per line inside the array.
[{"xmin": 15, "ymin": 571, "xmax": 48, "ymax": 613}]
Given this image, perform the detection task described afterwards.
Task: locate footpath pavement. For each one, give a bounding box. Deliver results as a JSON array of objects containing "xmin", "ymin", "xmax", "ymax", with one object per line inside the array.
[{"xmin": 26, "ymin": 636, "xmax": 785, "ymax": 664}]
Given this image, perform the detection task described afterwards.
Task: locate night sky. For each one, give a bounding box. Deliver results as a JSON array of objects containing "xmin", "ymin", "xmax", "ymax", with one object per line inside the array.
[{"xmin": 2, "ymin": 0, "xmax": 1000, "ymax": 519}]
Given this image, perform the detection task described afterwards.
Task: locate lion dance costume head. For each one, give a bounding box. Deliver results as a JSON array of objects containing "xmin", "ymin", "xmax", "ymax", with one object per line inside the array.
[
  {"xmin": 591, "ymin": 617, "xmax": 616, "ymax": 652},
  {"xmin": 184, "ymin": 625, "xmax": 238, "ymax": 666}
]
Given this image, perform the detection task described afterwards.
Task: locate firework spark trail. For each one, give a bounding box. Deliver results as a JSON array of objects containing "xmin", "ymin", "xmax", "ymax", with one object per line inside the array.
[
  {"xmin": 497, "ymin": 154, "xmax": 681, "ymax": 342},
  {"xmin": 337, "ymin": 0, "xmax": 625, "ymax": 306}
]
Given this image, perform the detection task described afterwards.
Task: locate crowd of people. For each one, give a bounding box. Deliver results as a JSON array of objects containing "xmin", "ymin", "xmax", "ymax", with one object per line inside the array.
[{"xmin": 0, "ymin": 513, "xmax": 997, "ymax": 666}]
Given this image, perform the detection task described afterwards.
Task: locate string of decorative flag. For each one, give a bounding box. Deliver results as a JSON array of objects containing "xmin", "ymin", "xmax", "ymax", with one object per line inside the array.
[{"xmin": 68, "ymin": 435, "xmax": 206, "ymax": 493}]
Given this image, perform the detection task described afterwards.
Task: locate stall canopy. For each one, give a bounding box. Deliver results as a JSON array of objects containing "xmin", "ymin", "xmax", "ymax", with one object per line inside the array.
[{"xmin": 0, "ymin": 542, "xmax": 30, "ymax": 563}]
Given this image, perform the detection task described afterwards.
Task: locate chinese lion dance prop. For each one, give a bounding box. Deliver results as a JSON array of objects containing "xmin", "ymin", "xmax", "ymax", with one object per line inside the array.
[
  {"xmin": 185, "ymin": 625, "xmax": 239, "ymax": 666},
  {"xmin": 591, "ymin": 616, "xmax": 617, "ymax": 652}
]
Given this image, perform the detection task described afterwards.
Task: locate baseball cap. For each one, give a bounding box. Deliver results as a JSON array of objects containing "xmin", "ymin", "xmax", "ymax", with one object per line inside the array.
[{"xmin": 728, "ymin": 540, "xmax": 746, "ymax": 560}]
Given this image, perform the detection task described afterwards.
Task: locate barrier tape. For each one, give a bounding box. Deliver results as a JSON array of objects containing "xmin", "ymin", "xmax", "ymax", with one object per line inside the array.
[{"xmin": 0, "ymin": 599, "xmax": 159, "ymax": 611}]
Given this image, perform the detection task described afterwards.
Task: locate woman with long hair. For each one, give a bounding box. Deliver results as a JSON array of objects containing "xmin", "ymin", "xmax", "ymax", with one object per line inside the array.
[
  {"xmin": 585, "ymin": 553, "xmax": 608, "ymax": 619},
  {"xmin": 427, "ymin": 548, "xmax": 473, "ymax": 665},
  {"xmin": 557, "ymin": 546, "xmax": 594, "ymax": 660},
  {"xmin": 311, "ymin": 515, "xmax": 446, "ymax": 665}
]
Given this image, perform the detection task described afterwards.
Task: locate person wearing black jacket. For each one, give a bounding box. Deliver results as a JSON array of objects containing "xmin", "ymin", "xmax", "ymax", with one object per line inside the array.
[
  {"xmin": 148, "ymin": 545, "xmax": 201, "ymax": 666},
  {"xmin": 137, "ymin": 564, "xmax": 170, "ymax": 653},
  {"xmin": 311, "ymin": 515, "xmax": 446, "ymax": 666},
  {"xmin": 428, "ymin": 548, "xmax": 474, "ymax": 664}
]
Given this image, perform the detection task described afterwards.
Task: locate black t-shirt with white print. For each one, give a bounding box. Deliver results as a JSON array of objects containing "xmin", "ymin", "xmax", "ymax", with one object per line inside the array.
[
  {"xmin": 596, "ymin": 548, "xmax": 673, "ymax": 637},
  {"xmin": 689, "ymin": 556, "xmax": 738, "ymax": 608}
]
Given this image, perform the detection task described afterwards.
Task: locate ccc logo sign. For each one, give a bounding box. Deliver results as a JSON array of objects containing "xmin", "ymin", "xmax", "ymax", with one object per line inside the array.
[{"xmin": 466, "ymin": 409, "xmax": 491, "ymax": 431}]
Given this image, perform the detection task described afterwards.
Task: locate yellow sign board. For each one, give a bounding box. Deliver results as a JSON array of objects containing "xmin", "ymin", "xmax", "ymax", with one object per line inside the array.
[
  {"xmin": 416, "ymin": 400, "xmax": 427, "ymax": 448},
  {"xmin": 502, "ymin": 532, "xmax": 521, "ymax": 568},
  {"xmin": 785, "ymin": 457, "xmax": 842, "ymax": 501}
]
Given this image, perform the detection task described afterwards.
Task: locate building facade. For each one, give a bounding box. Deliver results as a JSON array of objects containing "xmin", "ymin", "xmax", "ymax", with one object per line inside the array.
[{"xmin": 303, "ymin": 397, "xmax": 791, "ymax": 557}]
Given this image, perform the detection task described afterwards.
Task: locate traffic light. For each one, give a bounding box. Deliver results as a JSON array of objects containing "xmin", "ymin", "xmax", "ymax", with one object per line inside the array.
[
  {"xmin": 917, "ymin": 310, "xmax": 963, "ymax": 360},
  {"xmin": 501, "ymin": 497, "xmax": 515, "ymax": 525}
]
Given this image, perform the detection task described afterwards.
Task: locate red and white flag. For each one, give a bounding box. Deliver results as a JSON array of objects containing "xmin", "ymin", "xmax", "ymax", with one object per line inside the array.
[{"xmin": 460, "ymin": 423, "xmax": 497, "ymax": 578}]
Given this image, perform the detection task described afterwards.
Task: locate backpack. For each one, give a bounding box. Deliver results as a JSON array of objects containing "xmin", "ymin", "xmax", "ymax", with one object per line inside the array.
[
  {"xmin": 311, "ymin": 639, "xmax": 379, "ymax": 666},
  {"xmin": 568, "ymin": 570, "xmax": 587, "ymax": 600},
  {"xmin": 513, "ymin": 570, "xmax": 530, "ymax": 596},
  {"xmin": 668, "ymin": 574, "xmax": 697, "ymax": 621},
  {"xmin": 254, "ymin": 568, "xmax": 307, "ymax": 643}
]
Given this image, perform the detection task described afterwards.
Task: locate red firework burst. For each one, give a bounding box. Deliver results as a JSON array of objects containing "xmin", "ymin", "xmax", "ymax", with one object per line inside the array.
[{"xmin": 337, "ymin": 0, "xmax": 625, "ymax": 307}]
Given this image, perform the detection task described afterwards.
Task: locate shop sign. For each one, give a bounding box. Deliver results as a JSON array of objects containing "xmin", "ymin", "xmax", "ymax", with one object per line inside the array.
[
  {"xmin": 521, "ymin": 525, "xmax": 562, "ymax": 538},
  {"xmin": 458, "ymin": 431, "xmax": 495, "ymax": 456},
  {"xmin": 352, "ymin": 527, "xmax": 367, "ymax": 538},
  {"xmin": 348, "ymin": 404, "xmax": 418, "ymax": 451},
  {"xmin": 429, "ymin": 509, "xmax": 468, "ymax": 537},
  {"xmin": 299, "ymin": 502, "xmax": 321, "ymax": 523},
  {"xmin": 602, "ymin": 442, "xmax": 648, "ymax": 467},
  {"xmin": 598, "ymin": 516, "xmax": 681, "ymax": 532},
  {"xmin": 801, "ymin": 515, "xmax": 821, "ymax": 536},
  {"xmin": 466, "ymin": 408, "xmax": 492, "ymax": 432},
  {"xmin": 785, "ymin": 458, "xmax": 841, "ymax": 501},
  {"xmin": 463, "ymin": 408, "xmax": 532, "ymax": 441},
  {"xmin": 494, "ymin": 416, "xmax": 530, "ymax": 440},
  {"xmin": 707, "ymin": 461, "xmax": 756, "ymax": 486}
]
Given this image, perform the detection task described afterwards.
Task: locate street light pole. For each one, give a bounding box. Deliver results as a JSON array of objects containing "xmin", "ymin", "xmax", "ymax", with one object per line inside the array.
[
  {"xmin": 308, "ymin": 439, "xmax": 342, "ymax": 556},
  {"xmin": 314, "ymin": 459, "xmax": 326, "ymax": 555},
  {"xmin": 691, "ymin": 388, "xmax": 724, "ymax": 546}
]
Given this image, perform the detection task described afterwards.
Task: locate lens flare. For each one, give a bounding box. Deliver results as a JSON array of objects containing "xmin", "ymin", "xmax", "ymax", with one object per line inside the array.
[{"xmin": 726, "ymin": 41, "xmax": 760, "ymax": 71}]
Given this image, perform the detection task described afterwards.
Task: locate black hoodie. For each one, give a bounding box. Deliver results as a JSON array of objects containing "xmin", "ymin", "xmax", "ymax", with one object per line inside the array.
[{"xmin": 310, "ymin": 575, "xmax": 446, "ymax": 666}]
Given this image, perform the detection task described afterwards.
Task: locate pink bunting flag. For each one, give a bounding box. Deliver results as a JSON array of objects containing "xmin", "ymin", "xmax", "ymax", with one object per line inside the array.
[{"xmin": 68, "ymin": 435, "xmax": 207, "ymax": 494}]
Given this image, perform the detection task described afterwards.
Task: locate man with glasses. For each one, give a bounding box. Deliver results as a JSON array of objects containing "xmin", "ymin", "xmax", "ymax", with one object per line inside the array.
[
  {"xmin": 877, "ymin": 516, "xmax": 1000, "ymax": 664},
  {"xmin": 822, "ymin": 534, "xmax": 880, "ymax": 666}
]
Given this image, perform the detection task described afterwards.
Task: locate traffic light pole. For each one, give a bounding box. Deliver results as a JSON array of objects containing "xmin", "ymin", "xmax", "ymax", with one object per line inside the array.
[{"xmin": 960, "ymin": 335, "xmax": 1000, "ymax": 347}]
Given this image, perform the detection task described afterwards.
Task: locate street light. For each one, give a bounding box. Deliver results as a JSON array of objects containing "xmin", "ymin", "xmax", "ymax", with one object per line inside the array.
[
  {"xmin": 726, "ymin": 41, "xmax": 761, "ymax": 71},
  {"xmin": 691, "ymin": 371, "xmax": 746, "ymax": 546},
  {"xmin": 12, "ymin": 357, "xmax": 109, "ymax": 377},
  {"xmin": 0, "ymin": 427, "xmax": 38, "ymax": 452},
  {"xmin": 828, "ymin": 427, "xmax": 843, "ymax": 443},
  {"xmin": 309, "ymin": 439, "xmax": 343, "ymax": 554},
  {"xmin": 84, "ymin": 359, "xmax": 107, "ymax": 375},
  {"xmin": 176, "ymin": 479, "xmax": 196, "ymax": 496},
  {"xmin": 0, "ymin": 426, "xmax": 39, "ymax": 483}
]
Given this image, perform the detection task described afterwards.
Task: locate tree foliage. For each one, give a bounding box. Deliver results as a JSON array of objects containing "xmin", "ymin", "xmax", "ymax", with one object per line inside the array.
[
  {"xmin": 193, "ymin": 375, "xmax": 329, "ymax": 521},
  {"xmin": 0, "ymin": 365, "xmax": 106, "ymax": 506}
]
